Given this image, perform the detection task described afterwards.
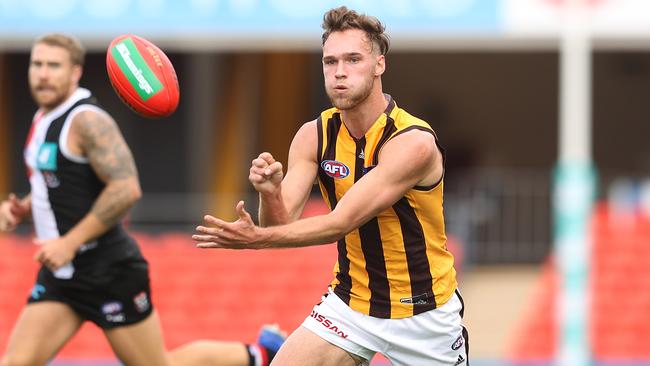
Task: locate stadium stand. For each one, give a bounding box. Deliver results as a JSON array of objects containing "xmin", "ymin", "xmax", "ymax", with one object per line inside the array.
[{"xmin": 509, "ymin": 203, "xmax": 650, "ymax": 363}]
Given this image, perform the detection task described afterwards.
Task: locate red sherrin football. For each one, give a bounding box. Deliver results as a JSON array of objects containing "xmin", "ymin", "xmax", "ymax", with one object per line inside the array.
[{"xmin": 106, "ymin": 34, "xmax": 179, "ymax": 118}]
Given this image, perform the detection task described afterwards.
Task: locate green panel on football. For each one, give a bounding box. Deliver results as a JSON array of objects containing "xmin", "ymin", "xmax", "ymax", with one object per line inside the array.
[{"xmin": 111, "ymin": 38, "xmax": 163, "ymax": 101}]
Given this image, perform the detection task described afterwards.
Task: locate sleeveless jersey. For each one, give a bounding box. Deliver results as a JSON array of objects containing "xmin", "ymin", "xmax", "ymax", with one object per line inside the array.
[
  {"xmin": 316, "ymin": 95, "xmax": 457, "ymax": 319},
  {"xmin": 24, "ymin": 88, "xmax": 143, "ymax": 278}
]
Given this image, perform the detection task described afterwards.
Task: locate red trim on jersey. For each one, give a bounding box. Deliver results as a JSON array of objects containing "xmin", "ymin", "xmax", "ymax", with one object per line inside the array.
[{"xmin": 25, "ymin": 111, "xmax": 44, "ymax": 178}]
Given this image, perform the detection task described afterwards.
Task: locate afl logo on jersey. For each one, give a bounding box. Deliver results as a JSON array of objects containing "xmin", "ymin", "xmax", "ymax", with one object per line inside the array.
[
  {"xmin": 321, "ymin": 160, "xmax": 350, "ymax": 179},
  {"xmin": 43, "ymin": 171, "xmax": 60, "ymax": 188}
]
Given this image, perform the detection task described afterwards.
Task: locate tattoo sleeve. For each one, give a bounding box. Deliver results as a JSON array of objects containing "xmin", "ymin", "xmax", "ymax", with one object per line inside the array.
[{"xmin": 76, "ymin": 111, "xmax": 140, "ymax": 227}]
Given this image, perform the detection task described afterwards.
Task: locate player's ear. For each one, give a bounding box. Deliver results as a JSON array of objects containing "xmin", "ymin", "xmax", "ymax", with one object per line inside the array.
[
  {"xmin": 375, "ymin": 54, "xmax": 385, "ymax": 76},
  {"xmin": 72, "ymin": 65, "xmax": 82, "ymax": 85}
]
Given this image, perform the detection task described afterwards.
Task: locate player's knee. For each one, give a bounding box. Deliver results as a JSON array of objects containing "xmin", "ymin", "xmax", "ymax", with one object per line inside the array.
[{"xmin": 0, "ymin": 352, "xmax": 41, "ymax": 366}]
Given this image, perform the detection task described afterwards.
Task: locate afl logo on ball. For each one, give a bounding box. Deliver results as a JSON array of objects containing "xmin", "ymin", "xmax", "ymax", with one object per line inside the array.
[{"xmin": 321, "ymin": 160, "xmax": 350, "ymax": 179}]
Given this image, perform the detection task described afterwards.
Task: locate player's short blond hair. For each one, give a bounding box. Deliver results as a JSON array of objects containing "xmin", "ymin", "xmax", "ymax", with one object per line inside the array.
[
  {"xmin": 321, "ymin": 6, "xmax": 390, "ymax": 56},
  {"xmin": 34, "ymin": 33, "xmax": 85, "ymax": 67}
]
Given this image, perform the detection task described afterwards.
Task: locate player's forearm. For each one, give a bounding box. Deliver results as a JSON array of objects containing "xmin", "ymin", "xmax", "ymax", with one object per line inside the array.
[
  {"xmin": 61, "ymin": 214, "xmax": 108, "ymax": 251},
  {"xmin": 62, "ymin": 179, "xmax": 140, "ymax": 250},
  {"xmin": 263, "ymin": 211, "xmax": 351, "ymax": 248},
  {"xmin": 91, "ymin": 178, "xmax": 141, "ymax": 230},
  {"xmin": 258, "ymin": 190, "xmax": 291, "ymax": 227}
]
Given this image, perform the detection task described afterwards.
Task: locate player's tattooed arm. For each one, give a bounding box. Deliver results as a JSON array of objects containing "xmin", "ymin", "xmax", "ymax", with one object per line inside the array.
[{"xmin": 76, "ymin": 110, "xmax": 142, "ymax": 227}]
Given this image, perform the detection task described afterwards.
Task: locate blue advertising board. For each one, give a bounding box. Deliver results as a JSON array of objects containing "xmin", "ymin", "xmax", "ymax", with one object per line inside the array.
[{"xmin": 0, "ymin": 0, "xmax": 501, "ymax": 41}]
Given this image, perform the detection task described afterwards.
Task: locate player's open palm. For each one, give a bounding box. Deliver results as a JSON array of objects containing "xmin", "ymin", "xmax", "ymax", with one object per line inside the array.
[
  {"xmin": 249, "ymin": 152, "xmax": 283, "ymax": 195},
  {"xmin": 194, "ymin": 201, "xmax": 267, "ymax": 249}
]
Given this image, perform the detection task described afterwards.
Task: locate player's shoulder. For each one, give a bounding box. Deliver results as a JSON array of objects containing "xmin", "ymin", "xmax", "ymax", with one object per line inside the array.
[
  {"xmin": 393, "ymin": 107, "xmax": 432, "ymax": 132},
  {"xmin": 69, "ymin": 105, "xmax": 119, "ymax": 139},
  {"xmin": 71, "ymin": 105, "xmax": 114, "ymax": 126},
  {"xmin": 388, "ymin": 107, "xmax": 438, "ymax": 150},
  {"xmin": 289, "ymin": 119, "xmax": 319, "ymax": 161},
  {"xmin": 379, "ymin": 127, "xmax": 438, "ymax": 170},
  {"xmin": 293, "ymin": 119, "xmax": 318, "ymax": 142}
]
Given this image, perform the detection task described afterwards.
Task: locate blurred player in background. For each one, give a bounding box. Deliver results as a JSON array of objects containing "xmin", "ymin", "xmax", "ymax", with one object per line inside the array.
[
  {"xmin": 193, "ymin": 6, "xmax": 468, "ymax": 366},
  {"xmin": 0, "ymin": 33, "xmax": 284, "ymax": 366}
]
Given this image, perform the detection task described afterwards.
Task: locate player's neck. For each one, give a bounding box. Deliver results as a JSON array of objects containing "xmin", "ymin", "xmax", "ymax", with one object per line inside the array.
[{"xmin": 340, "ymin": 89, "xmax": 388, "ymax": 139}]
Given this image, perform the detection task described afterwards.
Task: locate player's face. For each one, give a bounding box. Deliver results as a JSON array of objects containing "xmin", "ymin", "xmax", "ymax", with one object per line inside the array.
[
  {"xmin": 29, "ymin": 43, "xmax": 81, "ymax": 112},
  {"xmin": 322, "ymin": 29, "xmax": 385, "ymax": 110}
]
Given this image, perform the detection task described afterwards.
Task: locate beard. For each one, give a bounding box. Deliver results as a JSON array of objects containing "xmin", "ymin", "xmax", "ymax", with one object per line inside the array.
[
  {"xmin": 327, "ymin": 76, "xmax": 374, "ymax": 111},
  {"xmin": 30, "ymin": 83, "xmax": 69, "ymax": 111}
]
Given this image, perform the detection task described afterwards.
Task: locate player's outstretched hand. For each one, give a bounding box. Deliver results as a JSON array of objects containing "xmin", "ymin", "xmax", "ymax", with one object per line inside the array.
[{"xmin": 193, "ymin": 201, "xmax": 268, "ymax": 250}]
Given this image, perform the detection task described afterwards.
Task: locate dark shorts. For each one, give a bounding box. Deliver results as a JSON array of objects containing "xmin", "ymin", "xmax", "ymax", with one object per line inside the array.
[{"xmin": 27, "ymin": 258, "xmax": 154, "ymax": 329}]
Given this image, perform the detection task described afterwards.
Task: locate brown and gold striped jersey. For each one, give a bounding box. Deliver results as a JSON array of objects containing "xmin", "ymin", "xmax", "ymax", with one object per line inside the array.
[{"xmin": 316, "ymin": 95, "xmax": 457, "ymax": 319}]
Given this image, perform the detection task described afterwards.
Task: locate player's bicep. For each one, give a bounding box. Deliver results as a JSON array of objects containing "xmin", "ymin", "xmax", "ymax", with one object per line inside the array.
[
  {"xmin": 282, "ymin": 120, "xmax": 319, "ymax": 218},
  {"xmin": 73, "ymin": 111, "xmax": 138, "ymax": 183}
]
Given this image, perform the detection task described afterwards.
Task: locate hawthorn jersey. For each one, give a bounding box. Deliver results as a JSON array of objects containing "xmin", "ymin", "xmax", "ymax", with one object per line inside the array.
[
  {"xmin": 316, "ymin": 95, "xmax": 457, "ymax": 319},
  {"xmin": 24, "ymin": 88, "xmax": 144, "ymax": 279}
]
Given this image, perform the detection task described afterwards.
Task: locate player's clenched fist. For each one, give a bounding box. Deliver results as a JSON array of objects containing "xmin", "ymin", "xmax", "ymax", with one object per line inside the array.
[
  {"xmin": 249, "ymin": 152, "xmax": 284, "ymax": 194},
  {"xmin": 0, "ymin": 193, "xmax": 30, "ymax": 232}
]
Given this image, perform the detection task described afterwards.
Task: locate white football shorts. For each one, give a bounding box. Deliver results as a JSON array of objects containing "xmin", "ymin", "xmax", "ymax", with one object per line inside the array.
[{"xmin": 301, "ymin": 288, "xmax": 469, "ymax": 366}]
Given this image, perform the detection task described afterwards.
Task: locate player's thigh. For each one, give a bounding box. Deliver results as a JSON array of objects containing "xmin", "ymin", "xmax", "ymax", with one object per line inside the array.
[
  {"xmin": 271, "ymin": 326, "xmax": 363, "ymax": 366},
  {"xmin": 104, "ymin": 310, "xmax": 171, "ymax": 366},
  {"xmin": 1, "ymin": 301, "xmax": 83, "ymax": 366}
]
